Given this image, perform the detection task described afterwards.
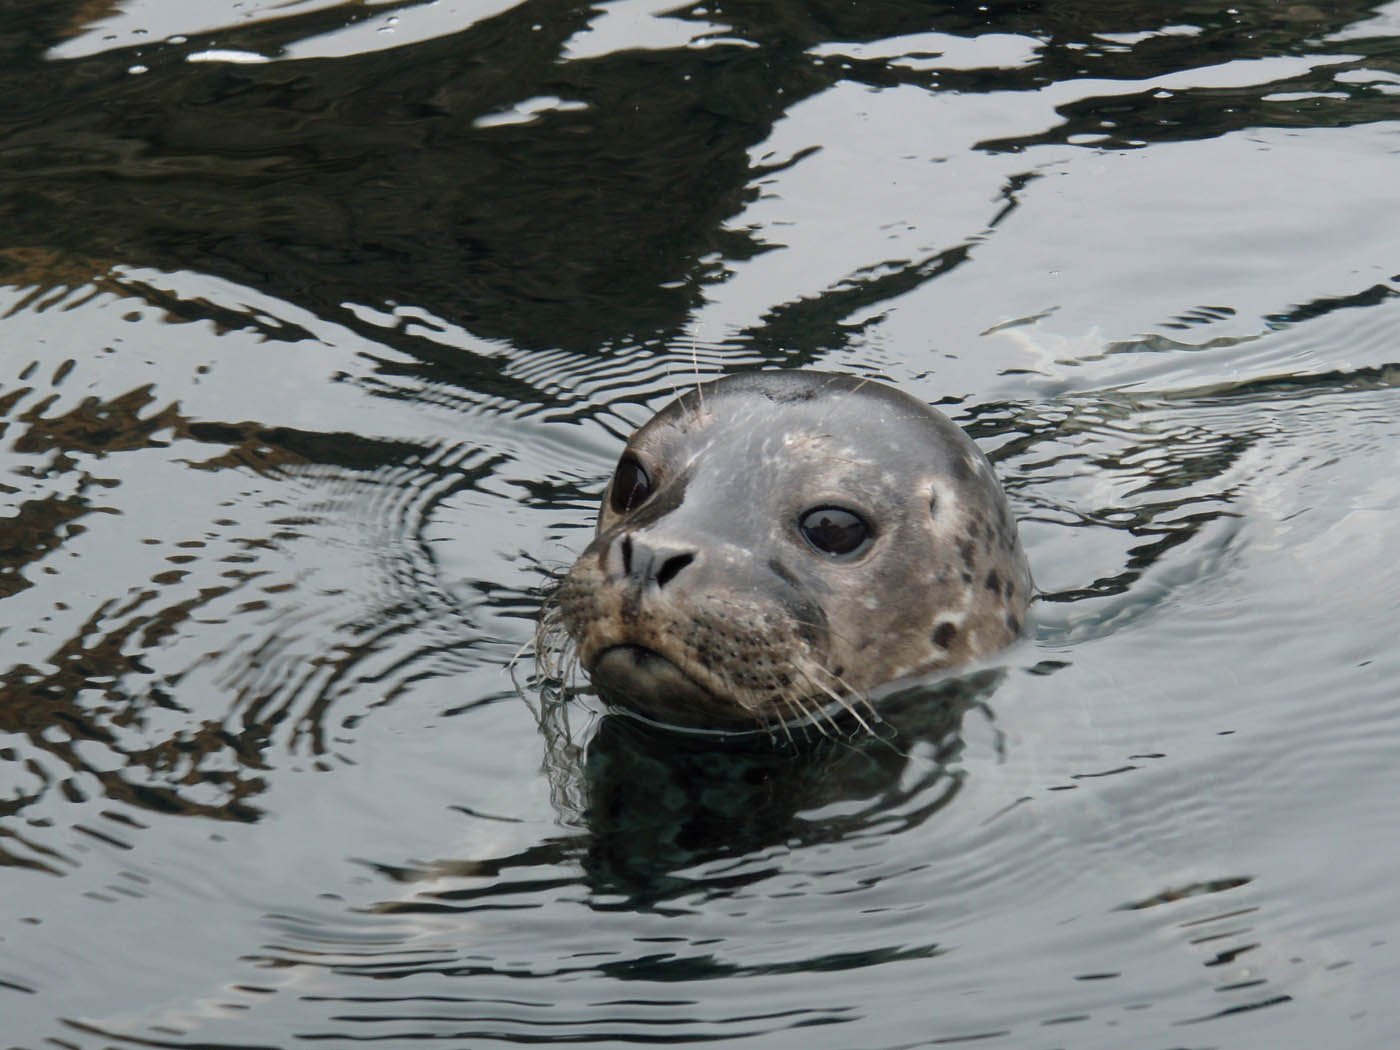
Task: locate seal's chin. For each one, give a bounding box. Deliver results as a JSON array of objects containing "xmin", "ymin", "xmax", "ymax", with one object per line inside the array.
[{"xmin": 590, "ymin": 645, "xmax": 756, "ymax": 731}]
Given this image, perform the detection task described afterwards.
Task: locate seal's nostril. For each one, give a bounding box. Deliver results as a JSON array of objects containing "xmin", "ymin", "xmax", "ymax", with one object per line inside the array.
[
  {"xmin": 610, "ymin": 533, "xmax": 694, "ymax": 587},
  {"xmin": 655, "ymin": 552, "xmax": 694, "ymax": 588}
]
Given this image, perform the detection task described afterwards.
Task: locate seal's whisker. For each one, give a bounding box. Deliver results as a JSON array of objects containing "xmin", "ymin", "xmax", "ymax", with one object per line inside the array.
[
  {"xmin": 690, "ymin": 334, "xmax": 706, "ymax": 414},
  {"xmin": 795, "ymin": 660, "xmax": 874, "ymax": 737},
  {"xmin": 776, "ymin": 689, "xmax": 818, "ymax": 737},
  {"xmin": 774, "ymin": 620, "xmax": 880, "ymax": 729},
  {"xmin": 506, "ymin": 636, "xmax": 535, "ymax": 694},
  {"xmin": 767, "ymin": 703, "xmax": 798, "ymax": 746},
  {"xmin": 820, "ymin": 663, "xmax": 880, "ymax": 726},
  {"xmin": 790, "ymin": 691, "xmax": 833, "ymax": 739},
  {"xmin": 532, "ymin": 594, "xmax": 585, "ymax": 693},
  {"xmin": 783, "ymin": 661, "xmax": 838, "ymax": 731},
  {"xmin": 791, "ymin": 682, "xmax": 841, "ymax": 738},
  {"xmin": 781, "ymin": 614, "xmax": 879, "ymax": 707}
]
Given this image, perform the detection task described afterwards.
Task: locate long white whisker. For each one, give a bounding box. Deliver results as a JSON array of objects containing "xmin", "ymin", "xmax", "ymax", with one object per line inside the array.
[
  {"xmin": 795, "ymin": 660, "xmax": 874, "ymax": 737},
  {"xmin": 690, "ymin": 332, "xmax": 705, "ymax": 415},
  {"xmin": 786, "ymin": 688, "xmax": 832, "ymax": 739},
  {"xmin": 768, "ymin": 704, "xmax": 797, "ymax": 746},
  {"xmin": 821, "ymin": 663, "xmax": 881, "ymax": 726}
]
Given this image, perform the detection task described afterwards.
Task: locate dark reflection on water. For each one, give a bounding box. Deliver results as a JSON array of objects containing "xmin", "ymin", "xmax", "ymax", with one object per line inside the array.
[
  {"xmin": 514, "ymin": 674, "xmax": 985, "ymax": 904},
  {"xmin": 0, "ymin": 358, "xmax": 498, "ymax": 847},
  {"xmin": 1, "ymin": 0, "xmax": 1399, "ymax": 1045},
  {"xmin": 1, "ymin": 0, "xmax": 1395, "ymax": 361}
]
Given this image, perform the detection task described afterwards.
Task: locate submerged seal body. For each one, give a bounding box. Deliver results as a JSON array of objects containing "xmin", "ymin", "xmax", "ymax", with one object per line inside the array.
[{"xmin": 542, "ymin": 370, "xmax": 1031, "ymax": 732}]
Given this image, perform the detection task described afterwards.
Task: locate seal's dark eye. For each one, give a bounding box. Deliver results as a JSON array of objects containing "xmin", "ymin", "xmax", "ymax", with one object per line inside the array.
[
  {"xmin": 798, "ymin": 506, "xmax": 871, "ymax": 557},
  {"xmin": 608, "ymin": 455, "xmax": 651, "ymax": 514}
]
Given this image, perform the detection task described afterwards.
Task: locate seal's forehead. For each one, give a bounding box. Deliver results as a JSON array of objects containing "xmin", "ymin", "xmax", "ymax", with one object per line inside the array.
[
  {"xmin": 633, "ymin": 371, "xmax": 944, "ymax": 459},
  {"xmin": 691, "ymin": 370, "xmax": 925, "ymax": 419},
  {"xmin": 618, "ymin": 378, "xmax": 973, "ymax": 518}
]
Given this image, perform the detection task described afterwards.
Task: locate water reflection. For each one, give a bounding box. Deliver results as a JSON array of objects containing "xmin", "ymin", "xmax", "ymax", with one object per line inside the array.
[
  {"xmin": 368, "ymin": 673, "xmax": 991, "ymax": 916},
  {"xmin": 572, "ymin": 674, "xmax": 995, "ymax": 900},
  {"xmin": 1, "ymin": 0, "xmax": 1398, "ymax": 1045},
  {"xmin": 3, "ymin": 0, "xmax": 1395, "ymax": 363},
  {"xmin": 0, "ymin": 336, "xmax": 501, "ymax": 856}
]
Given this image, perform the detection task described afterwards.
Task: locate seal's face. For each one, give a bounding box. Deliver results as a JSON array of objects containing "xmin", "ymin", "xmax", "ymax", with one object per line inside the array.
[{"xmin": 543, "ymin": 371, "xmax": 1031, "ymax": 732}]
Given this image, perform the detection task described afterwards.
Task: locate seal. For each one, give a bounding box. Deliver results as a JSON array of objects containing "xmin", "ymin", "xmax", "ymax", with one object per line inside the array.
[{"xmin": 538, "ymin": 370, "xmax": 1031, "ymax": 733}]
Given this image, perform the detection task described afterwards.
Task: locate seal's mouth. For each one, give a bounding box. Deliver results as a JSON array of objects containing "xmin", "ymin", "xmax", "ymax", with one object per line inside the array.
[{"xmin": 590, "ymin": 644, "xmax": 756, "ymax": 730}]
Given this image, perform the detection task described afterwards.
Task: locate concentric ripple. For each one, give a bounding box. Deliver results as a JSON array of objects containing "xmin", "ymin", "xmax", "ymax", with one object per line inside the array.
[{"xmin": 1, "ymin": 1, "xmax": 1398, "ymax": 1047}]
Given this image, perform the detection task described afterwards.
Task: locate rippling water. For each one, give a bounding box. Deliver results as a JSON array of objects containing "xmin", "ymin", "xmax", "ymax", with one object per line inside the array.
[{"xmin": 1, "ymin": 0, "xmax": 1398, "ymax": 1046}]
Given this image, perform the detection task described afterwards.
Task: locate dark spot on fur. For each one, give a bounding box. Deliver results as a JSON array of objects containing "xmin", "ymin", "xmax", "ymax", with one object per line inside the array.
[
  {"xmin": 932, "ymin": 621, "xmax": 958, "ymax": 649},
  {"xmin": 768, "ymin": 557, "xmax": 800, "ymax": 589},
  {"xmin": 959, "ymin": 539, "xmax": 976, "ymax": 570},
  {"xmin": 778, "ymin": 592, "xmax": 826, "ymax": 645},
  {"xmin": 759, "ymin": 386, "xmax": 818, "ymax": 404},
  {"xmin": 985, "ymin": 569, "xmax": 1001, "ymax": 593},
  {"xmin": 929, "ymin": 491, "xmax": 938, "ymax": 517},
  {"xmin": 1006, "ymin": 614, "xmax": 1022, "ymax": 635}
]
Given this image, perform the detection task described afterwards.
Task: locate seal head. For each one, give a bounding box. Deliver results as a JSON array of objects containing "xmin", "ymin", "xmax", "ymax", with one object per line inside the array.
[{"xmin": 543, "ymin": 371, "xmax": 1030, "ymax": 731}]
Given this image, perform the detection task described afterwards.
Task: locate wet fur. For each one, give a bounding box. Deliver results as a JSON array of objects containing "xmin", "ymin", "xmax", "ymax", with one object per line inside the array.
[{"xmin": 535, "ymin": 371, "xmax": 1031, "ymax": 734}]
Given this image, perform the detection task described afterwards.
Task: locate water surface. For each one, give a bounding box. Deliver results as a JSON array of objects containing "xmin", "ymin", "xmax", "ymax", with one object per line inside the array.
[{"xmin": 1, "ymin": 0, "xmax": 1398, "ymax": 1046}]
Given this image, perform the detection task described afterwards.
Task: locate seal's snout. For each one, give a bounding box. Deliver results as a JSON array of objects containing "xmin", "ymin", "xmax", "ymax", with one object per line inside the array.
[{"xmin": 608, "ymin": 532, "xmax": 697, "ymax": 591}]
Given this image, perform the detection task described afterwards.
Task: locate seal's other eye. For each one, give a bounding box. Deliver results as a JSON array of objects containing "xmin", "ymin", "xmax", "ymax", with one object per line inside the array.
[
  {"xmin": 608, "ymin": 455, "xmax": 652, "ymax": 514},
  {"xmin": 798, "ymin": 506, "xmax": 871, "ymax": 557}
]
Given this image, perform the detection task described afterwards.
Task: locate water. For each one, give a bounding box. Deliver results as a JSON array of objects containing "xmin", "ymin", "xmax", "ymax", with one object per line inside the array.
[{"xmin": 1, "ymin": 1, "xmax": 1397, "ymax": 1046}]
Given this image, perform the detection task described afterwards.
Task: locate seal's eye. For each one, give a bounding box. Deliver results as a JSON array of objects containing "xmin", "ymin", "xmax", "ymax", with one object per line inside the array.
[
  {"xmin": 608, "ymin": 455, "xmax": 652, "ymax": 514},
  {"xmin": 798, "ymin": 506, "xmax": 871, "ymax": 557}
]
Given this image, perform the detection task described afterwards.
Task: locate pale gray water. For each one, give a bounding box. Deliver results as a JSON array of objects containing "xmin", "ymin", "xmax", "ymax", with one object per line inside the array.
[{"xmin": 1, "ymin": 1, "xmax": 1398, "ymax": 1046}]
